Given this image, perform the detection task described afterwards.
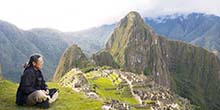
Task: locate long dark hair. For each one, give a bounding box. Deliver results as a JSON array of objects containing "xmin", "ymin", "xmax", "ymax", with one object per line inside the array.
[{"xmin": 23, "ymin": 53, "xmax": 42, "ymax": 69}]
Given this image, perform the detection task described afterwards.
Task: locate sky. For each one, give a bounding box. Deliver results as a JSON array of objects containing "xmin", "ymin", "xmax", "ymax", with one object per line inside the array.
[{"xmin": 0, "ymin": 0, "xmax": 219, "ymax": 32}]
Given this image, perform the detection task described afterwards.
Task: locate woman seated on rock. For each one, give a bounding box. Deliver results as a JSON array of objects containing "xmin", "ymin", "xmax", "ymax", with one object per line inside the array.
[{"xmin": 16, "ymin": 53, "xmax": 58, "ymax": 108}]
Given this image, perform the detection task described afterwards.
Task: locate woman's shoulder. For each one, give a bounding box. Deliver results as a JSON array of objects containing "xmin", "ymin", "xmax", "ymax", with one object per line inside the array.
[{"xmin": 23, "ymin": 67, "xmax": 36, "ymax": 76}]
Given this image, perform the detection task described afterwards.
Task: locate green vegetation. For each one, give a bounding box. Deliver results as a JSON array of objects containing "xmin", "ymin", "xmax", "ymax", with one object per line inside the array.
[
  {"xmin": 168, "ymin": 41, "xmax": 220, "ymax": 110},
  {"xmin": 85, "ymin": 71, "xmax": 138, "ymax": 105},
  {"xmin": 0, "ymin": 80, "xmax": 102, "ymax": 110},
  {"xmin": 143, "ymin": 67, "xmax": 152, "ymax": 76}
]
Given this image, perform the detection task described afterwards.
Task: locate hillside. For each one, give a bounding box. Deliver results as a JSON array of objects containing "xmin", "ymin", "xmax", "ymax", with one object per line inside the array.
[
  {"xmin": 93, "ymin": 11, "xmax": 220, "ymax": 110},
  {"xmin": 0, "ymin": 21, "xmax": 68, "ymax": 81}
]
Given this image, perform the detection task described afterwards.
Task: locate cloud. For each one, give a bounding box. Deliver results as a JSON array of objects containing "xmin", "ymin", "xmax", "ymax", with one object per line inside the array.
[
  {"xmin": 142, "ymin": 0, "xmax": 220, "ymax": 17},
  {"xmin": 0, "ymin": 0, "xmax": 219, "ymax": 31}
]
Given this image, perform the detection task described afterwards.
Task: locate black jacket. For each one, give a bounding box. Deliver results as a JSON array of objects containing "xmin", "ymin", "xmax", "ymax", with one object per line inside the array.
[{"xmin": 16, "ymin": 66, "xmax": 48, "ymax": 105}]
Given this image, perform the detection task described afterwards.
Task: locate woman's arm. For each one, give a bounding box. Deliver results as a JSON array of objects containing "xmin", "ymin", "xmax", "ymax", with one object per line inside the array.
[
  {"xmin": 20, "ymin": 70, "xmax": 36, "ymax": 94},
  {"xmin": 40, "ymin": 72, "xmax": 48, "ymax": 91}
]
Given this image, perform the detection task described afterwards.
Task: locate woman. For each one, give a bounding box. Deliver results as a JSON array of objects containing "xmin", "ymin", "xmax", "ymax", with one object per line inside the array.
[{"xmin": 16, "ymin": 53, "xmax": 58, "ymax": 108}]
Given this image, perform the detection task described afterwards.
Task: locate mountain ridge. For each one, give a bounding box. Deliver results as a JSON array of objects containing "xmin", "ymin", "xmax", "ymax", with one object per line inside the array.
[{"xmin": 93, "ymin": 11, "xmax": 220, "ymax": 110}]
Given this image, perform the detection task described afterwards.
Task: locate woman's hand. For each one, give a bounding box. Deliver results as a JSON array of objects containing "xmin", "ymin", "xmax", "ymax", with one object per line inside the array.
[
  {"xmin": 42, "ymin": 89, "xmax": 49, "ymax": 95},
  {"xmin": 46, "ymin": 89, "xmax": 49, "ymax": 95}
]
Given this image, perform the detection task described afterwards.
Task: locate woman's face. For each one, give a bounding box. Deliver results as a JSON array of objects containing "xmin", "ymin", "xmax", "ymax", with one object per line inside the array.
[{"xmin": 33, "ymin": 57, "xmax": 44, "ymax": 70}]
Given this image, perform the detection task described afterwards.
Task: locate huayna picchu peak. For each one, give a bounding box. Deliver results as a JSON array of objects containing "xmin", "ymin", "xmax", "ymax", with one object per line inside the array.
[{"xmin": 93, "ymin": 11, "xmax": 220, "ymax": 110}]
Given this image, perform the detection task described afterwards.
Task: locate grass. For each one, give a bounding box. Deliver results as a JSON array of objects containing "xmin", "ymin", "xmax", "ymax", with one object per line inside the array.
[
  {"xmin": 108, "ymin": 73, "xmax": 121, "ymax": 85},
  {"xmin": 0, "ymin": 70, "xmax": 139, "ymax": 110},
  {"xmin": 86, "ymin": 71, "xmax": 138, "ymax": 105},
  {"xmin": 0, "ymin": 80, "xmax": 102, "ymax": 110}
]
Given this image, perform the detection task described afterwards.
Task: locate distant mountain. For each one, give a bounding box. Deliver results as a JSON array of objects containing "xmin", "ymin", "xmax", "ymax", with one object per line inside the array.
[
  {"xmin": 0, "ymin": 20, "xmax": 114, "ymax": 82},
  {"xmin": 53, "ymin": 44, "xmax": 90, "ymax": 81},
  {"xmin": 0, "ymin": 20, "xmax": 68, "ymax": 81},
  {"xmin": 145, "ymin": 13, "xmax": 220, "ymax": 58},
  {"xmin": 63, "ymin": 24, "xmax": 115, "ymax": 56},
  {"xmin": 93, "ymin": 11, "xmax": 220, "ymax": 110}
]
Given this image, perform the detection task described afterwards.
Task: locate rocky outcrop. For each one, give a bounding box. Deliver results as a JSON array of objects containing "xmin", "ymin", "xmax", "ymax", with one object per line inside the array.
[{"xmin": 93, "ymin": 11, "xmax": 220, "ymax": 110}]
